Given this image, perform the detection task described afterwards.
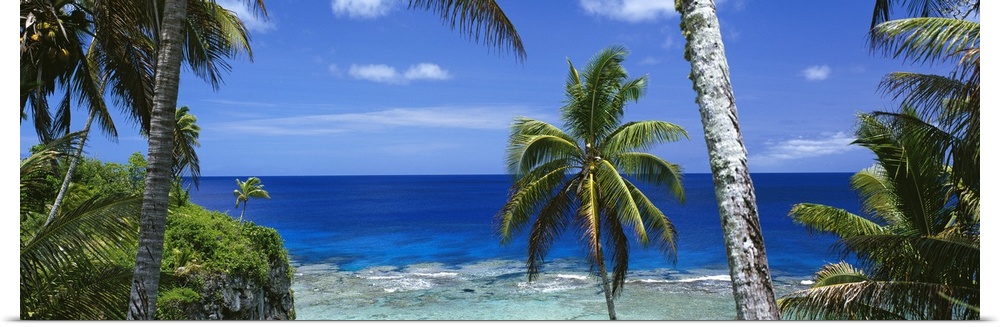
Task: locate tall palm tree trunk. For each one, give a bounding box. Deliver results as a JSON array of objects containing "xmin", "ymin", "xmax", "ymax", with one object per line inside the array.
[
  {"xmin": 595, "ymin": 243, "xmax": 617, "ymax": 320},
  {"xmin": 127, "ymin": 0, "xmax": 188, "ymax": 320},
  {"xmin": 44, "ymin": 109, "xmax": 96, "ymax": 226},
  {"xmin": 676, "ymin": 0, "xmax": 779, "ymax": 320}
]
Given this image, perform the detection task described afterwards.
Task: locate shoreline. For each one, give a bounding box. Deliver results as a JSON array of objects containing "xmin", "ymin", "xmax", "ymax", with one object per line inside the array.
[{"xmin": 289, "ymin": 258, "xmax": 812, "ymax": 320}]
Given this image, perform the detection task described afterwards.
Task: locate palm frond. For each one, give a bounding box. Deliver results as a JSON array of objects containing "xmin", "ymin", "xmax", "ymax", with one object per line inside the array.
[
  {"xmin": 594, "ymin": 160, "xmax": 646, "ymax": 244},
  {"xmin": 172, "ymin": 106, "xmax": 201, "ymax": 186},
  {"xmin": 505, "ymin": 116, "xmax": 579, "ymax": 175},
  {"xmin": 850, "ymin": 166, "xmax": 901, "ymax": 225},
  {"xmin": 524, "ymin": 180, "xmax": 576, "ymax": 281},
  {"xmin": 869, "ymin": 17, "xmax": 979, "ymax": 68},
  {"xmin": 878, "ymin": 72, "xmax": 977, "ymax": 124},
  {"xmin": 840, "ymin": 233, "xmax": 978, "ymax": 288},
  {"xmin": 88, "ymin": 0, "xmax": 156, "ymax": 133},
  {"xmin": 611, "ymin": 152, "xmax": 685, "ymax": 203},
  {"xmin": 779, "ymin": 278, "xmax": 978, "ymax": 320},
  {"xmin": 183, "ymin": 0, "xmax": 252, "ymax": 90},
  {"xmin": 407, "ymin": 0, "xmax": 525, "ymax": 62},
  {"xmin": 561, "ymin": 45, "xmax": 630, "ymax": 143},
  {"xmin": 508, "ymin": 134, "xmax": 581, "ymax": 176},
  {"xmin": 496, "ymin": 160, "xmax": 572, "ymax": 243},
  {"xmin": 788, "ymin": 203, "xmax": 888, "ymax": 240},
  {"xmin": 600, "ymin": 120, "xmax": 688, "ymax": 156},
  {"xmin": 811, "ymin": 261, "xmax": 869, "ymax": 287},
  {"xmin": 622, "ymin": 179, "xmax": 677, "ymax": 261},
  {"xmin": 577, "ymin": 173, "xmax": 602, "ymax": 267}
]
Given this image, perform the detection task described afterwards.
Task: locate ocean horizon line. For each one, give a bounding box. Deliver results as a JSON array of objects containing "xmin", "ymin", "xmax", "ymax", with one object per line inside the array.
[{"xmin": 191, "ymin": 171, "xmax": 857, "ymax": 179}]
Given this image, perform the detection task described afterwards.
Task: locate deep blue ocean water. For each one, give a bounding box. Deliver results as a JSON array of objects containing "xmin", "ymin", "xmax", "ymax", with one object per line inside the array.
[{"xmin": 188, "ymin": 173, "xmax": 859, "ymax": 279}]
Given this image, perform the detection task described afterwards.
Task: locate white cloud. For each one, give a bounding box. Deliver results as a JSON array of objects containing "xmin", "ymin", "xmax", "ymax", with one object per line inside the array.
[
  {"xmin": 349, "ymin": 64, "xmax": 400, "ymax": 83},
  {"xmin": 217, "ymin": 0, "xmax": 276, "ymax": 32},
  {"xmin": 331, "ymin": 0, "xmax": 395, "ymax": 19},
  {"xmin": 212, "ymin": 106, "xmax": 550, "ymax": 136},
  {"xmin": 579, "ymin": 0, "xmax": 679, "ymax": 23},
  {"xmin": 348, "ymin": 63, "xmax": 452, "ymax": 84},
  {"xmin": 802, "ymin": 65, "xmax": 832, "ymax": 81},
  {"xmin": 403, "ymin": 63, "xmax": 452, "ymax": 80},
  {"xmin": 753, "ymin": 132, "xmax": 857, "ymax": 165}
]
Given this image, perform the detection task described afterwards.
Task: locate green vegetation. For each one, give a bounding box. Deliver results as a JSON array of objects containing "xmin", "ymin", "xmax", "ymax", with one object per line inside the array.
[
  {"xmin": 20, "ymin": 147, "xmax": 291, "ymax": 320},
  {"xmin": 20, "ymin": 135, "xmax": 140, "ymax": 320},
  {"xmin": 497, "ymin": 46, "xmax": 688, "ymax": 320},
  {"xmin": 777, "ymin": 1, "xmax": 979, "ymax": 320}
]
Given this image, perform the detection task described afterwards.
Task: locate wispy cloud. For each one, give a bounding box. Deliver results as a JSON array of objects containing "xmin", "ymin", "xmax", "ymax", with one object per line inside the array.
[
  {"xmin": 579, "ymin": 0, "xmax": 679, "ymax": 23},
  {"xmin": 331, "ymin": 0, "xmax": 395, "ymax": 19},
  {"xmin": 716, "ymin": 0, "xmax": 748, "ymax": 11},
  {"xmin": 638, "ymin": 56, "xmax": 662, "ymax": 65},
  {"xmin": 217, "ymin": 0, "xmax": 275, "ymax": 32},
  {"xmin": 211, "ymin": 106, "xmax": 550, "ymax": 136},
  {"xmin": 328, "ymin": 64, "xmax": 344, "ymax": 77},
  {"xmin": 801, "ymin": 65, "xmax": 832, "ymax": 81},
  {"xmin": 752, "ymin": 132, "xmax": 857, "ymax": 165},
  {"xmin": 349, "ymin": 63, "xmax": 452, "ymax": 84}
]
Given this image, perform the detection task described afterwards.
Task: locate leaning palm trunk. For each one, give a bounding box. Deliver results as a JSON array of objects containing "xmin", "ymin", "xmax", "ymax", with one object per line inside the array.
[
  {"xmin": 676, "ymin": 0, "xmax": 779, "ymax": 319},
  {"xmin": 127, "ymin": 0, "xmax": 187, "ymax": 320},
  {"xmin": 44, "ymin": 109, "xmax": 95, "ymax": 226}
]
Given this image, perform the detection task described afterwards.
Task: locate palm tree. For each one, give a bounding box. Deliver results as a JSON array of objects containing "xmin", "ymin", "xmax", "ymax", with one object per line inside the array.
[
  {"xmin": 675, "ymin": 0, "xmax": 780, "ymax": 319},
  {"xmin": 778, "ymin": 4, "xmax": 979, "ymax": 319},
  {"xmin": 20, "ymin": 0, "xmax": 114, "ymax": 143},
  {"xmin": 20, "ymin": 0, "xmax": 119, "ymax": 227},
  {"xmin": 868, "ymin": 14, "xmax": 979, "ymax": 218},
  {"xmin": 777, "ymin": 109, "xmax": 979, "ymax": 320},
  {"xmin": 128, "ymin": 0, "xmax": 524, "ymax": 319},
  {"xmin": 497, "ymin": 46, "xmax": 687, "ymax": 320},
  {"xmin": 172, "ymin": 106, "xmax": 201, "ymax": 184},
  {"xmin": 233, "ymin": 177, "xmax": 271, "ymax": 224}
]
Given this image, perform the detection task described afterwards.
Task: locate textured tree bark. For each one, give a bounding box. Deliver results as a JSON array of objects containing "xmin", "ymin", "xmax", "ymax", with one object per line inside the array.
[
  {"xmin": 127, "ymin": 0, "xmax": 187, "ymax": 319},
  {"xmin": 595, "ymin": 244, "xmax": 617, "ymax": 320},
  {"xmin": 676, "ymin": 0, "xmax": 780, "ymax": 320}
]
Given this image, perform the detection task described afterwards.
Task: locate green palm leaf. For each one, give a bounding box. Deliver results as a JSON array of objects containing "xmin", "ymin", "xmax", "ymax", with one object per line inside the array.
[
  {"xmin": 407, "ymin": 0, "xmax": 525, "ymax": 61},
  {"xmin": 788, "ymin": 203, "xmax": 888, "ymax": 239},
  {"xmin": 600, "ymin": 120, "xmax": 688, "ymax": 156},
  {"xmin": 869, "ymin": 17, "xmax": 979, "ymax": 68},
  {"xmin": 496, "ymin": 160, "xmax": 572, "ymax": 243},
  {"xmin": 622, "ymin": 179, "xmax": 677, "ymax": 259},
  {"xmin": 594, "ymin": 160, "xmax": 646, "ymax": 243},
  {"xmin": 524, "ymin": 181, "xmax": 575, "ymax": 281},
  {"xmin": 612, "ymin": 152, "xmax": 685, "ymax": 203}
]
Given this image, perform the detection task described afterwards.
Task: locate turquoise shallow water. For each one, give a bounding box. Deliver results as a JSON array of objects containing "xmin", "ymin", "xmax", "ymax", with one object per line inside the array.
[
  {"xmin": 289, "ymin": 259, "xmax": 813, "ymax": 320},
  {"xmin": 187, "ymin": 173, "xmax": 856, "ymax": 320}
]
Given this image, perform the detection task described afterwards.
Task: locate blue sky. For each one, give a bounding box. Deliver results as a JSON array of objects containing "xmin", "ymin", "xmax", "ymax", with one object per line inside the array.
[{"xmin": 16, "ymin": 0, "xmax": 967, "ymax": 176}]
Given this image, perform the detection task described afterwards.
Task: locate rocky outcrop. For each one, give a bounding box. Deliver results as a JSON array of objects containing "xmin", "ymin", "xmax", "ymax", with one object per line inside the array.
[{"xmin": 189, "ymin": 260, "xmax": 295, "ymax": 320}]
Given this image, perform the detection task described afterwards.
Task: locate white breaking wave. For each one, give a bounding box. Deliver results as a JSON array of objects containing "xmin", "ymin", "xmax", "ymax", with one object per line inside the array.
[
  {"xmin": 676, "ymin": 275, "xmax": 730, "ymax": 283},
  {"xmin": 413, "ymin": 272, "xmax": 459, "ymax": 278},
  {"xmin": 628, "ymin": 275, "xmax": 731, "ymax": 284},
  {"xmin": 555, "ymin": 274, "xmax": 589, "ymax": 280}
]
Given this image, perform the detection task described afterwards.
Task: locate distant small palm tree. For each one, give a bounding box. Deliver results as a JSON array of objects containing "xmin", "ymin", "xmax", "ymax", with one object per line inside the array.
[
  {"xmin": 496, "ymin": 45, "xmax": 687, "ymax": 320},
  {"xmin": 233, "ymin": 177, "xmax": 270, "ymax": 225}
]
